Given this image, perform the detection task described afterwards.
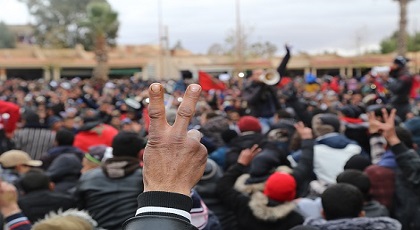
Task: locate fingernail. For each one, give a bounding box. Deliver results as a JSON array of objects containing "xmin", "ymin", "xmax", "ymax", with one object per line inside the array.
[
  {"xmin": 190, "ymin": 84, "xmax": 201, "ymax": 92},
  {"xmin": 151, "ymin": 84, "xmax": 161, "ymax": 92}
]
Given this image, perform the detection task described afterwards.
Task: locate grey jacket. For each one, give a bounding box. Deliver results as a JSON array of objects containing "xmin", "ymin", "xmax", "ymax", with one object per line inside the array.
[
  {"xmin": 304, "ymin": 217, "xmax": 401, "ymax": 230},
  {"xmin": 76, "ymin": 165, "xmax": 143, "ymax": 230},
  {"xmin": 391, "ymin": 143, "xmax": 420, "ymax": 230}
]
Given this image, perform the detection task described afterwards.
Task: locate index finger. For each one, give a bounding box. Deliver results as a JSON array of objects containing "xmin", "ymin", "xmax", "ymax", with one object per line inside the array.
[
  {"xmin": 294, "ymin": 121, "xmax": 305, "ymax": 130},
  {"xmin": 388, "ymin": 109, "xmax": 397, "ymax": 124},
  {"xmin": 147, "ymin": 83, "xmax": 169, "ymax": 134},
  {"xmin": 172, "ymin": 84, "xmax": 202, "ymax": 133}
]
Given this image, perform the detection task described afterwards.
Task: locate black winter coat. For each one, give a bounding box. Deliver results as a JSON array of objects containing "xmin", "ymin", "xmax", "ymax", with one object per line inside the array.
[
  {"xmin": 18, "ymin": 190, "xmax": 76, "ymax": 223},
  {"xmin": 216, "ymin": 164, "xmax": 303, "ymax": 230},
  {"xmin": 391, "ymin": 143, "xmax": 420, "ymax": 230},
  {"xmin": 224, "ymin": 133, "xmax": 266, "ymax": 170}
]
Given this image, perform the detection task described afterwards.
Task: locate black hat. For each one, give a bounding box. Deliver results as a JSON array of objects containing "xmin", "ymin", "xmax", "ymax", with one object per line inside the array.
[
  {"xmin": 344, "ymin": 155, "xmax": 372, "ymax": 171},
  {"xmin": 112, "ymin": 132, "xmax": 146, "ymax": 158},
  {"xmin": 394, "ymin": 56, "xmax": 410, "ymax": 67},
  {"xmin": 339, "ymin": 105, "xmax": 362, "ymax": 119}
]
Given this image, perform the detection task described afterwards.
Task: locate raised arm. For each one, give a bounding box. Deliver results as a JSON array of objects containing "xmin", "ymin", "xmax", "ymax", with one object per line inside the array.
[{"xmin": 123, "ymin": 83, "xmax": 207, "ymax": 230}]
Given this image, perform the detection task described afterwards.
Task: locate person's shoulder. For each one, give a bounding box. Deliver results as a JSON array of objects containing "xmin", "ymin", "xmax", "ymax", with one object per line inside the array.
[{"xmin": 79, "ymin": 168, "xmax": 104, "ymax": 181}]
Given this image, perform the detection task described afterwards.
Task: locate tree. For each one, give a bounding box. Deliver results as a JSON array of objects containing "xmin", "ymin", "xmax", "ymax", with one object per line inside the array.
[
  {"xmin": 80, "ymin": 1, "xmax": 119, "ymax": 80},
  {"xmin": 19, "ymin": 0, "xmax": 116, "ymax": 50},
  {"xmin": 248, "ymin": 41, "xmax": 278, "ymax": 58},
  {"xmin": 394, "ymin": 0, "xmax": 414, "ymax": 56},
  {"xmin": 206, "ymin": 27, "xmax": 278, "ymax": 59},
  {"xmin": 380, "ymin": 31, "xmax": 420, "ymax": 53},
  {"xmin": 0, "ymin": 22, "xmax": 16, "ymax": 48},
  {"xmin": 207, "ymin": 43, "xmax": 225, "ymax": 55}
]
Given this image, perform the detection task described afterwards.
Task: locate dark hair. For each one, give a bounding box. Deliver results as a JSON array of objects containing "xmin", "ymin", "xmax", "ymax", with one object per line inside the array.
[
  {"xmin": 336, "ymin": 170, "xmax": 371, "ymax": 201},
  {"xmin": 276, "ymin": 110, "xmax": 293, "ymax": 119},
  {"xmin": 55, "ymin": 129, "xmax": 75, "ymax": 146},
  {"xmin": 321, "ymin": 183, "xmax": 364, "ymax": 220},
  {"xmin": 112, "ymin": 132, "xmax": 145, "ymax": 158},
  {"xmin": 396, "ymin": 126, "xmax": 414, "ymax": 148},
  {"xmin": 221, "ymin": 129, "xmax": 238, "ymax": 144},
  {"xmin": 19, "ymin": 169, "xmax": 50, "ymax": 193},
  {"xmin": 205, "ymin": 112, "xmax": 218, "ymax": 120}
]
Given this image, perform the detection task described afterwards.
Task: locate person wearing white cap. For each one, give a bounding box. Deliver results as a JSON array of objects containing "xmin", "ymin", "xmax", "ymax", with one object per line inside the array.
[{"xmin": 0, "ymin": 150, "xmax": 43, "ymax": 184}]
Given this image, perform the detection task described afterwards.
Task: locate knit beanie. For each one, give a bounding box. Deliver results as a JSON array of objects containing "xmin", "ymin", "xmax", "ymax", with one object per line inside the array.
[
  {"xmin": 246, "ymin": 149, "xmax": 282, "ymax": 184},
  {"xmin": 312, "ymin": 113, "xmax": 341, "ymax": 137},
  {"xmin": 221, "ymin": 129, "xmax": 238, "ymax": 144},
  {"xmin": 112, "ymin": 132, "xmax": 146, "ymax": 158},
  {"xmin": 238, "ymin": 116, "xmax": 262, "ymax": 133},
  {"xmin": 263, "ymin": 172, "xmax": 296, "ymax": 203},
  {"xmin": 339, "ymin": 105, "xmax": 362, "ymax": 119},
  {"xmin": 394, "ymin": 56, "xmax": 410, "ymax": 67},
  {"xmin": 344, "ymin": 155, "xmax": 371, "ymax": 171}
]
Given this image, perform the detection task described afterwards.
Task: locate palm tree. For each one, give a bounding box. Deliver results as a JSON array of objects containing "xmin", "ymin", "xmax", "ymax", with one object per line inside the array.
[
  {"xmin": 395, "ymin": 0, "xmax": 413, "ymax": 56},
  {"xmin": 80, "ymin": 1, "xmax": 119, "ymax": 80}
]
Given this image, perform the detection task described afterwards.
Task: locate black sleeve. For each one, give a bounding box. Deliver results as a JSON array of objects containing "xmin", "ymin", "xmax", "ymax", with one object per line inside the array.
[
  {"xmin": 389, "ymin": 75, "xmax": 412, "ymax": 94},
  {"xmin": 242, "ymin": 83, "xmax": 264, "ymax": 105},
  {"xmin": 292, "ymin": 139, "xmax": 315, "ymax": 187},
  {"xmin": 123, "ymin": 191, "xmax": 198, "ymax": 230},
  {"xmin": 391, "ymin": 143, "xmax": 420, "ymax": 187},
  {"xmin": 277, "ymin": 48, "xmax": 291, "ymax": 77},
  {"xmin": 216, "ymin": 163, "xmax": 251, "ymax": 212}
]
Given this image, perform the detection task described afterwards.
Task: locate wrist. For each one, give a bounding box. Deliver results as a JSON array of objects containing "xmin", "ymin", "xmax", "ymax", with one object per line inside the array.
[
  {"xmin": 1, "ymin": 204, "xmax": 21, "ymax": 218},
  {"xmin": 301, "ymin": 135, "xmax": 313, "ymax": 140},
  {"xmin": 144, "ymin": 185, "xmax": 191, "ymax": 197},
  {"xmin": 387, "ymin": 136, "xmax": 401, "ymax": 146}
]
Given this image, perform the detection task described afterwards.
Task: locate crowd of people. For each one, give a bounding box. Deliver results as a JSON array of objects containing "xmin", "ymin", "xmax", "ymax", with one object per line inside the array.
[{"xmin": 0, "ymin": 46, "xmax": 419, "ymax": 230}]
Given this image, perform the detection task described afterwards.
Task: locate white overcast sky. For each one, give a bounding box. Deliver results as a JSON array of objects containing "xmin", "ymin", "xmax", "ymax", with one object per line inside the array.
[{"xmin": 1, "ymin": 0, "xmax": 420, "ymax": 55}]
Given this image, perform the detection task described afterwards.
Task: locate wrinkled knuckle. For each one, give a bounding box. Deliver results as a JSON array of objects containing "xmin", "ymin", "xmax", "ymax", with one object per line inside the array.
[
  {"xmin": 169, "ymin": 134, "xmax": 185, "ymax": 144},
  {"xmin": 148, "ymin": 108, "xmax": 165, "ymax": 120},
  {"xmin": 177, "ymin": 106, "xmax": 194, "ymax": 119}
]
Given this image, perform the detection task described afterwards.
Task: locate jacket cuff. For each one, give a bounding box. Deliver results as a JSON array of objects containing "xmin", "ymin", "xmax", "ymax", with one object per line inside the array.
[
  {"xmin": 390, "ymin": 143, "xmax": 409, "ymax": 155},
  {"xmin": 301, "ymin": 139, "xmax": 314, "ymax": 148},
  {"xmin": 5, "ymin": 212, "xmax": 31, "ymax": 230},
  {"xmin": 136, "ymin": 191, "xmax": 192, "ymax": 222}
]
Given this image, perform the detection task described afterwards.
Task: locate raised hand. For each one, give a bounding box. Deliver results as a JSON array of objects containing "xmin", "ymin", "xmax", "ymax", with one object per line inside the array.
[
  {"xmin": 237, "ymin": 144, "xmax": 262, "ymax": 166},
  {"xmin": 368, "ymin": 108, "xmax": 400, "ymax": 146},
  {"xmin": 143, "ymin": 83, "xmax": 207, "ymax": 196},
  {"xmin": 0, "ymin": 182, "xmax": 20, "ymax": 217},
  {"xmin": 379, "ymin": 108, "xmax": 400, "ymax": 145},
  {"xmin": 294, "ymin": 122, "xmax": 313, "ymax": 140}
]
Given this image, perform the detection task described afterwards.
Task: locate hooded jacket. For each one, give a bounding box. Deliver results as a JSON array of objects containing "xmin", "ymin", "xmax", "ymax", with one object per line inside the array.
[
  {"xmin": 76, "ymin": 156, "xmax": 143, "ymax": 230},
  {"xmin": 47, "ymin": 153, "xmax": 82, "ymax": 195},
  {"xmin": 313, "ymin": 133, "xmax": 361, "ymax": 184},
  {"xmin": 216, "ymin": 164, "xmax": 303, "ymax": 230},
  {"xmin": 224, "ymin": 132, "xmax": 266, "ymax": 170},
  {"xmin": 390, "ymin": 143, "xmax": 420, "ymax": 230},
  {"xmin": 304, "ymin": 217, "xmax": 401, "ymax": 230},
  {"xmin": 41, "ymin": 145, "xmax": 84, "ymax": 170}
]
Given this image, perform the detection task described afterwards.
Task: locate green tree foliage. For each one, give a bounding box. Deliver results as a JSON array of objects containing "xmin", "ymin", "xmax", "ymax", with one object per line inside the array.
[
  {"xmin": 19, "ymin": 0, "xmax": 117, "ymax": 50},
  {"xmin": 0, "ymin": 22, "xmax": 16, "ymax": 48},
  {"xmin": 79, "ymin": 1, "xmax": 119, "ymax": 80},
  {"xmin": 381, "ymin": 31, "xmax": 420, "ymax": 54}
]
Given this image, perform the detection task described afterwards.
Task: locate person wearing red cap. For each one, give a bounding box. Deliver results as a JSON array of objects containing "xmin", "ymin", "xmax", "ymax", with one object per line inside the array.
[
  {"xmin": 0, "ymin": 100, "xmax": 20, "ymax": 154},
  {"xmin": 216, "ymin": 122, "xmax": 315, "ymax": 230},
  {"xmin": 223, "ymin": 116, "xmax": 266, "ymax": 170}
]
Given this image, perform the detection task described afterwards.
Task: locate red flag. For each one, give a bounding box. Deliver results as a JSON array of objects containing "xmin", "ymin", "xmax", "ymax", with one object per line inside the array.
[
  {"xmin": 198, "ymin": 71, "xmax": 226, "ymax": 91},
  {"xmin": 0, "ymin": 101, "xmax": 20, "ymax": 135}
]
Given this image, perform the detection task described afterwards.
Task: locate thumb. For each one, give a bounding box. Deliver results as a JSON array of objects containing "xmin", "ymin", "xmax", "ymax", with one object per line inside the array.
[{"xmin": 187, "ymin": 129, "xmax": 203, "ymax": 142}]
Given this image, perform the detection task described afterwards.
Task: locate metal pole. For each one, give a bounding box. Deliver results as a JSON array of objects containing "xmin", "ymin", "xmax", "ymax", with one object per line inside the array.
[
  {"xmin": 236, "ymin": 0, "xmax": 242, "ymax": 75},
  {"xmin": 158, "ymin": 0, "xmax": 164, "ymax": 80}
]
